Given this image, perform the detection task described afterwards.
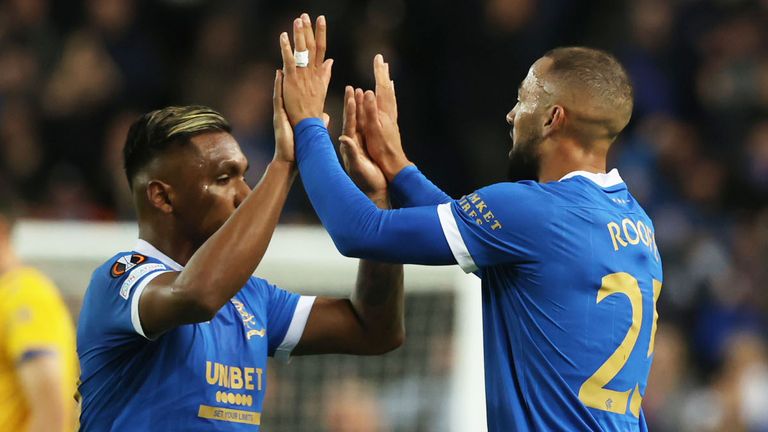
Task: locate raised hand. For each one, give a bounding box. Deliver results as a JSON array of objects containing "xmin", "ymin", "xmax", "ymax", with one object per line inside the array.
[
  {"xmin": 339, "ymin": 86, "xmax": 388, "ymax": 207},
  {"xmin": 272, "ymin": 69, "xmax": 294, "ymax": 163},
  {"xmin": 272, "ymin": 69, "xmax": 330, "ymax": 163},
  {"xmin": 279, "ymin": 13, "xmax": 333, "ymax": 127},
  {"xmin": 361, "ymin": 54, "xmax": 413, "ymax": 181}
]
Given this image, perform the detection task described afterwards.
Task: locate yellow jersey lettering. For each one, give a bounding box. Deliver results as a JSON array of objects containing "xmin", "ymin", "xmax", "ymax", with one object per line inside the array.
[
  {"xmin": 205, "ymin": 361, "xmax": 263, "ymax": 392},
  {"xmin": 622, "ymin": 218, "xmax": 640, "ymax": 245},
  {"xmin": 636, "ymin": 221, "xmax": 650, "ymax": 246},
  {"xmin": 457, "ymin": 192, "xmax": 503, "ymax": 230},
  {"xmin": 246, "ymin": 329, "xmax": 265, "ymax": 339},
  {"xmin": 230, "ymin": 367, "xmax": 243, "ymax": 390},
  {"xmin": 198, "ymin": 405, "xmax": 261, "ymax": 425},
  {"xmin": 608, "ymin": 219, "xmax": 659, "ymax": 261},
  {"xmin": 206, "ymin": 361, "xmax": 218, "ymax": 385},
  {"xmin": 244, "ymin": 368, "xmax": 255, "ymax": 390},
  {"xmin": 218, "ymin": 364, "xmax": 229, "ymax": 387},
  {"xmin": 607, "ymin": 222, "xmax": 626, "ymax": 251}
]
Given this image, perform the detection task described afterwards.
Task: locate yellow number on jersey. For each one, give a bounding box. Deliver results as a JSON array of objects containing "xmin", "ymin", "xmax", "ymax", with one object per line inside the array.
[{"xmin": 577, "ymin": 273, "xmax": 662, "ymax": 416}]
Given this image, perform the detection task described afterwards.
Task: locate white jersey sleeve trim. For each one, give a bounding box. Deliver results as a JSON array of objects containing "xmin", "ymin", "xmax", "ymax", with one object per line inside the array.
[
  {"xmin": 274, "ymin": 295, "xmax": 316, "ymax": 363},
  {"xmin": 437, "ymin": 203, "xmax": 479, "ymax": 273},
  {"xmin": 130, "ymin": 270, "xmax": 172, "ymax": 340}
]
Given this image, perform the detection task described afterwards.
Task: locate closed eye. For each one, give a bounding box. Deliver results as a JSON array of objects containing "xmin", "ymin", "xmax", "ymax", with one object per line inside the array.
[{"xmin": 216, "ymin": 174, "xmax": 230, "ymax": 185}]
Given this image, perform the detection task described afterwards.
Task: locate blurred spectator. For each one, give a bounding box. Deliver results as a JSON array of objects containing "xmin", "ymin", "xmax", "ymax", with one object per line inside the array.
[
  {"xmin": 0, "ymin": 43, "xmax": 41, "ymax": 98},
  {"xmin": 644, "ymin": 324, "xmax": 691, "ymax": 432},
  {"xmin": 681, "ymin": 332, "xmax": 768, "ymax": 432},
  {"xmin": 0, "ymin": 98, "xmax": 44, "ymax": 203},
  {"xmin": 42, "ymin": 31, "xmax": 121, "ymax": 117},
  {"xmin": 222, "ymin": 62, "xmax": 276, "ymax": 185},
  {"xmin": 381, "ymin": 333, "xmax": 453, "ymax": 432},
  {"xmin": 182, "ymin": 11, "xmax": 244, "ymax": 108},
  {"xmin": 324, "ymin": 377, "xmax": 389, "ymax": 432},
  {"xmin": 744, "ymin": 121, "xmax": 768, "ymax": 193},
  {"xmin": 101, "ymin": 110, "xmax": 138, "ymax": 219}
]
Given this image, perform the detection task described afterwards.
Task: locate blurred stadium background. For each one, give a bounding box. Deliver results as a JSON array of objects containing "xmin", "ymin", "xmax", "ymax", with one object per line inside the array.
[{"xmin": 1, "ymin": 0, "xmax": 767, "ymax": 431}]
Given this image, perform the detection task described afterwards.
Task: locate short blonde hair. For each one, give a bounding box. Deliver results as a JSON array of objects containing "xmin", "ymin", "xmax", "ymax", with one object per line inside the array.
[{"xmin": 123, "ymin": 105, "xmax": 231, "ymax": 188}]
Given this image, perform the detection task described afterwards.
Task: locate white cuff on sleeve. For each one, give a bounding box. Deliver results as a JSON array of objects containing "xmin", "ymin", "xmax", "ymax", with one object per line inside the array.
[
  {"xmin": 437, "ymin": 203, "xmax": 479, "ymax": 273},
  {"xmin": 130, "ymin": 270, "xmax": 172, "ymax": 340},
  {"xmin": 274, "ymin": 296, "xmax": 316, "ymax": 363}
]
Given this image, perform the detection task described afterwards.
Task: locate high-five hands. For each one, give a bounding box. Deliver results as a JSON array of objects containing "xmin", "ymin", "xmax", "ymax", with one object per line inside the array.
[
  {"xmin": 279, "ymin": 14, "xmax": 333, "ymax": 127},
  {"xmin": 339, "ymin": 86, "xmax": 388, "ymax": 206},
  {"xmin": 277, "ymin": 14, "xmax": 408, "ymax": 202},
  {"xmin": 340, "ymin": 55, "xmax": 413, "ymax": 182}
]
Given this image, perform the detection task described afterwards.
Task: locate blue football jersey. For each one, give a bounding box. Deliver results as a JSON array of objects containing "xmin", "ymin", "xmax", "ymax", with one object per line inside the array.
[
  {"xmin": 77, "ymin": 240, "xmax": 315, "ymax": 431},
  {"xmin": 438, "ymin": 170, "xmax": 663, "ymax": 431}
]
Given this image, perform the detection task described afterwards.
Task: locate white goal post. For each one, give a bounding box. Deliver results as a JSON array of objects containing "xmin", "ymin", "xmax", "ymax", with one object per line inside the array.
[{"xmin": 14, "ymin": 221, "xmax": 487, "ymax": 431}]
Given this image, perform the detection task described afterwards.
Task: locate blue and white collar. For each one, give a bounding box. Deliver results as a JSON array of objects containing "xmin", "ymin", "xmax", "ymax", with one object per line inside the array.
[
  {"xmin": 134, "ymin": 239, "xmax": 184, "ymax": 271},
  {"xmin": 559, "ymin": 169, "xmax": 624, "ymax": 188}
]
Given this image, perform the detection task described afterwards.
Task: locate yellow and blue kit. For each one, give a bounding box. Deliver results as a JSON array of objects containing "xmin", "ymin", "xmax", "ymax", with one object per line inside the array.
[
  {"xmin": 295, "ymin": 118, "xmax": 663, "ymax": 431},
  {"xmin": 0, "ymin": 267, "xmax": 77, "ymax": 431},
  {"xmin": 77, "ymin": 240, "xmax": 315, "ymax": 431}
]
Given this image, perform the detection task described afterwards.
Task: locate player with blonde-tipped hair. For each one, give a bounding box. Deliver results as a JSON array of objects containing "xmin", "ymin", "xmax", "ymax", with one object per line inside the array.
[{"xmin": 77, "ymin": 16, "xmax": 404, "ymax": 431}]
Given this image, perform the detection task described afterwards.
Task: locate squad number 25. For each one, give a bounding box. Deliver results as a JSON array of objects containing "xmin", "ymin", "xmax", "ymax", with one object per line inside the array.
[{"xmin": 578, "ymin": 272, "xmax": 662, "ymax": 416}]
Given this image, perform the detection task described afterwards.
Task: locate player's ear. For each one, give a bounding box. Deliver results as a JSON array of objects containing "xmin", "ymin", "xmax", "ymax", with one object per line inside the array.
[
  {"xmin": 543, "ymin": 105, "xmax": 565, "ymax": 137},
  {"xmin": 146, "ymin": 180, "xmax": 174, "ymax": 214}
]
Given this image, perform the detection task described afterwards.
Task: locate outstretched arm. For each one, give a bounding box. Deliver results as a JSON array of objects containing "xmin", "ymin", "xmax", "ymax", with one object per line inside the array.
[
  {"xmin": 280, "ymin": 14, "xmax": 404, "ymax": 355},
  {"xmin": 295, "ymin": 116, "xmax": 455, "ymax": 264}
]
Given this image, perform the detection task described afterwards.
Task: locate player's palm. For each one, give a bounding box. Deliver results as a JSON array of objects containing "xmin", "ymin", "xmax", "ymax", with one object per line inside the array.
[
  {"xmin": 340, "ymin": 138, "xmax": 387, "ymax": 197},
  {"xmin": 339, "ymin": 86, "xmax": 387, "ymax": 198},
  {"xmin": 362, "ymin": 55, "xmax": 411, "ymax": 181},
  {"xmin": 273, "ymin": 69, "xmax": 329, "ymax": 163},
  {"xmin": 279, "ymin": 15, "xmax": 333, "ymax": 127},
  {"xmin": 361, "ymin": 90, "xmax": 410, "ymax": 182}
]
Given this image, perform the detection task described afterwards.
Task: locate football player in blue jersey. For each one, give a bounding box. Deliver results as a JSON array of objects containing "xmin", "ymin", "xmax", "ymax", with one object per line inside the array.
[
  {"xmin": 76, "ymin": 15, "xmax": 405, "ymax": 431},
  {"xmin": 280, "ymin": 14, "xmax": 663, "ymax": 431}
]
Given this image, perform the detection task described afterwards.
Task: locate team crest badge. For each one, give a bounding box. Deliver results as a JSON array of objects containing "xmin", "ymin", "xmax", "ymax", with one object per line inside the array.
[{"xmin": 111, "ymin": 254, "xmax": 147, "ymax": 277}]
